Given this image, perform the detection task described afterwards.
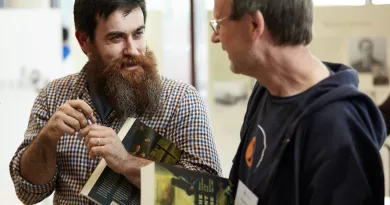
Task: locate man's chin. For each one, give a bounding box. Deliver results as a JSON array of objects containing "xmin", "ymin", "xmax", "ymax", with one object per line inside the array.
[{"xmin": 230, "ymin": 63, "xmax": 241, "ymax": 74}]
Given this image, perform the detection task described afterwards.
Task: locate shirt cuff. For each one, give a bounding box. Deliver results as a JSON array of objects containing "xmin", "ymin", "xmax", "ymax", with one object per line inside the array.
[
  {"xmin": 12, "ymin": 147, "xmax": 57, "ymax": 195},
  {"xmin": 178, "ymin": 159, "xmax": 218, "ymax": 176},
  {"xmin": 178, "ymin": 159, "xmax": 198, "ymax": 170}
]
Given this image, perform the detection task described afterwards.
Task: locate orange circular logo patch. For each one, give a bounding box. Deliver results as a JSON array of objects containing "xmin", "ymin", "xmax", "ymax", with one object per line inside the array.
[{"xmin": 245, "ymin": 136, "xmax": 256, "ymax": 167}]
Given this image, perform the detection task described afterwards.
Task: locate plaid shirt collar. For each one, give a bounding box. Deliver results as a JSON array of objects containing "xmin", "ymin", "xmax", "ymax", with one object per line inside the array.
[
  {"xmin": 69, "ymin": 66, "xmax": 89, "ymax": 100},
  {"xmin": 67, "ymin": 66, "xmax": 119, "ymax": 125}
]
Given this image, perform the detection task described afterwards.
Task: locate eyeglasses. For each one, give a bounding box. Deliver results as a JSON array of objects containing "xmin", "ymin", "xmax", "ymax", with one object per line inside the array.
[{"xmin": 209, "ymin": 16, "xmax": 228, "ymax": 33}]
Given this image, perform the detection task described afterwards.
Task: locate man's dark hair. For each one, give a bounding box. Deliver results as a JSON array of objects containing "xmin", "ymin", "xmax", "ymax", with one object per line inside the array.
[
  {"xmin": 74, "ymin": 0, "xmax": 147, "ymax": 41},
  {"xmin": 358, "ymin": 38, "xmax": 374, "ymax": 50},
  {"xmin": 231, "ymin": 0, "xmax": 313, "ymax": 46}
]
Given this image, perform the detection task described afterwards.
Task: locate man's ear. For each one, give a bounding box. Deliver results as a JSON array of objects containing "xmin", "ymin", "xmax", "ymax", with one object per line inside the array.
[
  {"xmin": 250, "ymin": 11, "xmax": 265, "ymax": 41},
  {"xmin": 75, "ymin": 30, "xmax": 91, "ymax": 56}
]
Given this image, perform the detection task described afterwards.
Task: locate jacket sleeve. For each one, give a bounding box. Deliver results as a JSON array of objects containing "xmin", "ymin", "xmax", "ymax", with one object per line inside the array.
[
  {"xmin": 9, "ymin": 88, "xmax": 57, "ymax": 204},
  {"xmin": 299, "ymin": 101, "xmax": 385, "ymax": 205},
  {"xmin": 167, "ymin": 85, "xmax": 222, "ymax": 176}
]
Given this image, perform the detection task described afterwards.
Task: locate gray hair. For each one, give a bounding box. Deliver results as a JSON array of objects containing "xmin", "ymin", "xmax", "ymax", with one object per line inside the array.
[{"xmin": 231, "ymin": 0, "xmax": 313, "ymax": 46}]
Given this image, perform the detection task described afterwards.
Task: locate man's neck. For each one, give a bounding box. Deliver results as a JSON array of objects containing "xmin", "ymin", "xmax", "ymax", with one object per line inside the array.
[
  {"xmin": 253, "ymin": 46, "xmax": 330, "ymax": 97},
  {"xmin": 86, "ymin": 72, "xmax": 114, "ymax": 122}
]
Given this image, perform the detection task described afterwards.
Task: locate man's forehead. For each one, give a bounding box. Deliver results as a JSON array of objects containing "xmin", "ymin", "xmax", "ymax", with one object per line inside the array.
[
  {"xmin": 214, "ymin": 0, "xmax": 231, "ymax": 18},
  {"xmin": 97, "ymin": 8, "xmax": 144, "ymax": 31}
]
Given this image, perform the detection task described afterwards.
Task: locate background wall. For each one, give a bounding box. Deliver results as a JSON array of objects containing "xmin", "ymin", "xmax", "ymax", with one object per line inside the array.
[
  {"xmin": 0, "ymin": 9, "xmax": 62, "ymax": 205},
  {"xmin": 7, "ymin": 0, "xmax": 50, "ymax": 8}
]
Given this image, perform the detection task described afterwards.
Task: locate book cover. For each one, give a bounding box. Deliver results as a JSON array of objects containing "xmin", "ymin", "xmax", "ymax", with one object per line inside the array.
[
  {"xmin": 141, "ymin": 162, "xmax": 235, "ymax": 205},
  {"xmin": 81, "ymin": 118, "xmax": 182, "ymax": 205}
]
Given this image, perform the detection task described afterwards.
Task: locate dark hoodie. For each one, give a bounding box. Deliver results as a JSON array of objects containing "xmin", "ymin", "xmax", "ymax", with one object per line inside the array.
[
  {"xmin": 379, "ymin": 95, "xmax": 390, "ymax": 136},
  {"xmin": 229, "ymin": 62, "xmax": 386, "ymax": 205}
]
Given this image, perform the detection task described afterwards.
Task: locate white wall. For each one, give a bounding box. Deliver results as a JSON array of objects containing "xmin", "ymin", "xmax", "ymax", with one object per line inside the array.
[
  {"xmin": 0, "ymin": 9, "xmax": 62, "ymax": 204},
  {"xmin": 7, "ymin": 0, "xmax": 50, "ymax": 8}
]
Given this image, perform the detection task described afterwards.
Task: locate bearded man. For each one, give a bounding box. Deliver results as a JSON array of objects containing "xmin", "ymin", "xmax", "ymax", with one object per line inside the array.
[{"xmin": 9, "ymin": 0, "xmax": 221, "ymax": 204}]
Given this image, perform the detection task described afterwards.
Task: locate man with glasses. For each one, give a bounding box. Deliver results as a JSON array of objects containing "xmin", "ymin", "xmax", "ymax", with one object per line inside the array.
[{"xmin": 210, "ymin": 0, "xmax": 386, "ymax": 204}]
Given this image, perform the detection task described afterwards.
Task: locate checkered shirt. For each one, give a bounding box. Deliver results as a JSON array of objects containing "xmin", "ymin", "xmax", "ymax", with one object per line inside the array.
[{"xmin": 9, "ymin": 68, "xmax": 222, "ymax": 205}]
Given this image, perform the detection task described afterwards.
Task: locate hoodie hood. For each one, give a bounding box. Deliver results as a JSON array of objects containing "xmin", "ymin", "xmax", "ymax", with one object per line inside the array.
[{"xmin": 292, "ymin": 61, "xmax": 386, "ymax": 148}]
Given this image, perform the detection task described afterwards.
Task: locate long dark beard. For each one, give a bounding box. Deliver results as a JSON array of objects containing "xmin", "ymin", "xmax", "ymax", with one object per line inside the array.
[{"xmin": 87, "ymin": 49, "xmax": 162, "ymax": 120}]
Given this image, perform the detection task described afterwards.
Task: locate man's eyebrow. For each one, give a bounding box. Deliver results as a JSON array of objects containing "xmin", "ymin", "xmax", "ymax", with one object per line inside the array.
[
  {"xmin": 134, "ymin": 25, "xmax": 145, "ymax": 32},
  {"xmin": 106, "ymin": 31, "xmax": 126, "ymax": 37},
  {"xmin": 105, "ymin": 26, "xmax": 145, "ymax": 38}
]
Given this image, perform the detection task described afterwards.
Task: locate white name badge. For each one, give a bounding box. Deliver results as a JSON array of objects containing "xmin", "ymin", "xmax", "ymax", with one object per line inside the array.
[{"xmin": 234, "ymin": 180, "xmax": 259, "ymax": 205}]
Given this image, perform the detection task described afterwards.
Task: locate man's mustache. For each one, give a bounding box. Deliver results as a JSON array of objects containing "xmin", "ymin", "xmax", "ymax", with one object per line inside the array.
[
  {"xmin": 119, "ymin": 56, "xmax": 144, "ymax": 68},
  {"xmin": 97, "ymin": 56, "xmax": 142, "ymax": 77}
]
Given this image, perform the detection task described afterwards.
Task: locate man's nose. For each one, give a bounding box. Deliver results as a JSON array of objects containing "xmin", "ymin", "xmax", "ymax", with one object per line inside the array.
[
  {"xmin": 124, "ymin": 39, "xmax": 140, "ymax": 56},
  {"xmin": 211, "ymin": 32, "xmax": 220, "ymax": 43}
]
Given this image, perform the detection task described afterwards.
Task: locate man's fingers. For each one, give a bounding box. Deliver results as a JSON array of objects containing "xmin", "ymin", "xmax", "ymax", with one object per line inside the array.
[
  {"xmin": 73, "ymin": 109, "xmax": 89, "ymax": 128},
  {"xmin": 66, "ymin": 100, "xmax": 96, "ymax": 123},
  {"xmin": 57, "ymin": 102, "xmax": 90, "ymax": 129},
  {"xmin": 78, "ymin": 126, "xmax": 91, "ymax": 140},
  {"xmin": 90, "ymin": 146, "xmax": 105, "ymax": 159},
  {"xmin": 90, "ymin": 152, "xmax": 98, "ymax": 160},
  {"xmin": 56, "ymin": 112, "xmax": 81, "ymax": 132},
  {"xmin": 58, "ymin": 121, "xmax": 76, "ymax": 136},
  {"xmin": 86, "ymin": 137, "xmax": 108, "ymax": 154},
  {"xmin": 85, "ymin": 130, "xmax": 99, "ymax": 146},
  {"xmin": 60, "ymin": 103, "xmax": 89, "ymax": 128},
  {"xmin": 85, "ymin": 128, "xmax": 108, "ymax": 144},
  {"xmin": 80, "ymin": 125, "xmax": 108, "ymax": 141}
]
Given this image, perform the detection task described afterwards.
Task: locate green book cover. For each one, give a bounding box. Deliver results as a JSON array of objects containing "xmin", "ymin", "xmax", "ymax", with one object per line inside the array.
[{"xmin": 142, "ymin": 162, "xmax": 235, "ymax": 205}]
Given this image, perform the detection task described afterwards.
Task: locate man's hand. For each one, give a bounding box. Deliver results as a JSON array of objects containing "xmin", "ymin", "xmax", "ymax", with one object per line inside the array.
[
  {"xmin": 79, "ymin": 124, "xmax": 132, "ymax": 174},
  {"xmin": 19, "ymin": 99, "xmax": 96, "ymax": 186},
  {"xmin": 79, "ymin": 124, "xmax": 158, "ymax": 188},
  {"xmin": 40, "ymin": 99, "xmax": 96, "ymax": 142},
  {"xmin": 79, "ymin": 125, "xmax": 184, "ymax": 189}
]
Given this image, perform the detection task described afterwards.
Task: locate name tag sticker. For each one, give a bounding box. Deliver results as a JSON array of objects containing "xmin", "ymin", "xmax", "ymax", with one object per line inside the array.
[{"xmin": 234, "ymin": 180, "xmax": 259, "ymax": 205}]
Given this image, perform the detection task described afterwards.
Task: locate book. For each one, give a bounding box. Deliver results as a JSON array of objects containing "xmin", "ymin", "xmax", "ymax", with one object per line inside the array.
[
  {"xmin": 141, "ymin": 162, "xmax": 235, "ymax": 205},
  {"xmin": 81, "ymin": 118, "xmax": 182, "ymax": 205}
]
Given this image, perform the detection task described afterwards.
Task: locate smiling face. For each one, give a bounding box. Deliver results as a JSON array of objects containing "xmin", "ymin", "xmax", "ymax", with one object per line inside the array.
[
  {"xmin": 91, "ymin": 7, "xmax": 146, "ymax": 67},
  {"xmin": 76, "ymin": 7, "xmax": 161, "ymax": 119}
]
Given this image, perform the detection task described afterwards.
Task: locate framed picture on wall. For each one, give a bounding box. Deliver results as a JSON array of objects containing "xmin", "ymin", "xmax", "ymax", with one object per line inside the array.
[{"xmin": 348, "ymin": 37, "xmax": 389, "ymax": 85}]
